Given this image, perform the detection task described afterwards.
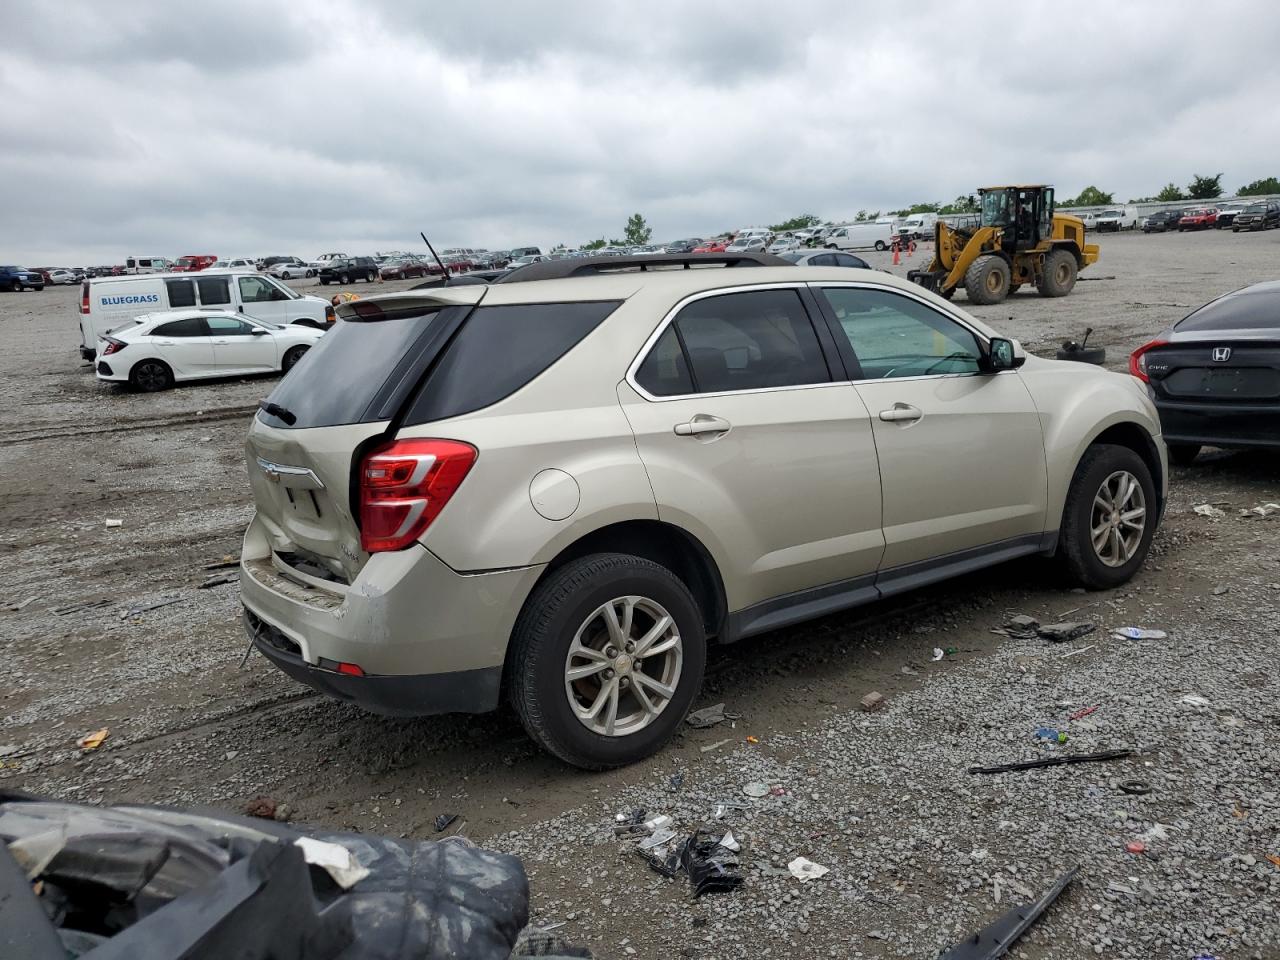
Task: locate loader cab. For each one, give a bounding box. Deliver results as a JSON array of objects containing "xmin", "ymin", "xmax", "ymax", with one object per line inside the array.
[{"xmin": 979, "ymin": 186, "xmax": 1054, "ymax": 251}]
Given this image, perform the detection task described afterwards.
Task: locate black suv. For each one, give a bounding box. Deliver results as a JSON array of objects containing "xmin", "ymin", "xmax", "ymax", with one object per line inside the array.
[
  {"xmin": 1232, "ymin": 202, "xmax": 1280, "ymax": 232},
  {"xmin": 1142, "ymin": 210, "xmax": 1183, "ymax": 233},
  {"xmin": 318, "ymin": 257, "xmax": 379, "ymax": 285}
]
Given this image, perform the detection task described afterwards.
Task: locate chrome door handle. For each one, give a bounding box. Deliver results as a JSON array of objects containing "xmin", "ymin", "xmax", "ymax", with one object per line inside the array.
[
  {"xmin": 674, "ymin": 415, "xmax": 731, "ymax": 436},
  {"xmin": 878, "ymin": 403, "xmax": 922, "ymax": 423}
]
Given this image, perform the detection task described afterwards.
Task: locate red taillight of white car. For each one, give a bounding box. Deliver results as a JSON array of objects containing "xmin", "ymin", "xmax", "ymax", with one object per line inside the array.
[
  {"xmin": 100, "ymin": 337, "xmax": 127, "ymax": 357},
  {"xmin": 1128, "ymin": 339, "xmax": 1168, "ymax": 383},
  {"xmin": 80, "ymin": 281, "xmax": 90, "ymax": 314},
  {"xmin": 359, "ymin": 439, "xmax": 477, "ymax": 552}
]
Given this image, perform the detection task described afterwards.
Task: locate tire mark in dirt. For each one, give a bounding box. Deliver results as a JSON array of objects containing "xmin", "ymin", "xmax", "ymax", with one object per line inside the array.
[{"xmin": 0, "ymin": 407, "xmax": 257, "ymax": 447}]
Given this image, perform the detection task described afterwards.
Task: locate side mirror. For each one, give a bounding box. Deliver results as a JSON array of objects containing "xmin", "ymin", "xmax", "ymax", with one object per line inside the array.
[
  {"xmin": 983, "ymin": 337, "xmax": 1024, "ymax": 373},
  {"xmin": 251, "ymin": 328, "xmax": 268, "ymax": 336}
]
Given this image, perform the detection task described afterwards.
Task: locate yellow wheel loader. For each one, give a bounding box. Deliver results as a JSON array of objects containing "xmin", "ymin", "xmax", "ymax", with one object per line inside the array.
[{"xmin": 908, "ymin": 186, "xmax": 1100, "ymax": 305}]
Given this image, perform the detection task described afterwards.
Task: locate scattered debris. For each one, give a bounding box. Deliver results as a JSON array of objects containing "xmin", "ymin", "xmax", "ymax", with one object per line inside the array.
[
  {"xmin": 700, "ymin": 738, "xmax": 731, "ymax": 754},
  {"xmin": 769, "ymin": 786, "xmax": 787, "ymax": 797},
  {"xmin": 932, "ymin": 647, "xmax": 945, "ymax": 661},
  {"xmin": 104, "ymin": 518, "xmax": 123, "ymax": 528},
  {"xmin": 199, "ymin": 573, "xmax": 238, "ymax": 589},
  {"xmin": 996, "ymin": 614, "xmax": 1040, "ymax": 639},
  {"xmin": 1118, "ymin": 779, "xmax": 1152, "ymax": 795},
  {"xmin": 1250, "ymin": 502, "xmax": 1280, "ymax": 517},
  {"xmin": 1193, "ymin": 504, "xmax": 1226, "ymax": 518},
  {"xmin": 968, "ymin": 748, "xmax": 1131, "ymax": 775},
  {"xmin": 1112, "ymin": 627, "xmax": 1166, "ymax": 640},
  {"xmin": 1180, "ymin": 694, "xmax": 1213, "ymax": 709},
  {"xmin": 1067, "ymin": 705, "xmax": 1099, "ymax": 721},
  {"xmin": 636, "ymin": 830, "xmax": 743, "ymax": 896},
  {"xmin": 1126, "ymin": 841, "xmax": 1147, "ymax": 855},
  {"xmin": 742, "ymin": 782, "xmax": 770, "ymax": 798},
  {"xmin": 945, "ymin": 646, "xmax": 959, "ymax": 655},
  {"xmin": 1266, "ymin": 855, "xmax": 1280, "ymax": 869},
  {"xmin": 76, "ymin": 728, "xmax": 109, "ymax": 750},
  {"xmin": 203, "ymin": 557, "xmax": 241, "ymax": 571},
  {"xmin": 638, "ymin": 828, "xmax": 677, "ymax": 850},
  {"xmin": 294, "ymin": 836, "xmax": 370, "ymax": 889},
  {"xmin": 119, "ymin": 596, "xmax": 183, "ymax": 620},
  {"xmin": 1212, "ymin": 584, "xmax": 1230, "ymax": 596},
  {"xmin": 1060, "ymin": 644, "xmax": 1095, "ymax": 659},
  {"xmin": 53, "ymin": 598, "xmax": 112, "ymax": 616},
  {"xmin": 685, "ymin": 702, "xmax": 729, "ymax": 728},
  {"xmin": 434, "ymin": 813, "xmax": 459, "ymax": 832},
  {"xmin": 669, "ymin": 771, "xmax": 685, "ymax": 791},
  {"xmin": 860, "ymin": 691, "xmax": 887, "ymax": 712},
  {"xmin": 6, "ymin": 596, "xmax": 36, "ymax": 612},
  {"xmin": 244, "ymin": 795, "xmax": 278, "ymax": 819},
  {"xmin": 1140, "ymin": 823, "xmax": 1171, "ymax": 842},
  {"xmin": 787, "ymin": 856, "xmax": 829, "ymax": 882},
  {"xmin": 717, "ymin": 830, "xmax": 740, "ymax": 853},
  {"xmin": 937, "ymin": 866, "xmax": 1079, "ymax": 960},
  {"xmin": 1037, "ymin": 622, "xmax": 1096, "ymax": 643},
  {"xmin": 1034, "ymin": 728, "xmax": 1068, "ymax": 743}
]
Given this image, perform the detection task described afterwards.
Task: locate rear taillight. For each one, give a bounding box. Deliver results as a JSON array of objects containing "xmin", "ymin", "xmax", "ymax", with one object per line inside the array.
[
  {"xmin": 101, "ymin": 337, "xmax": 126, "ymax": 356},
  {"xmin": 359, "ymin": 439, "xmax": 477, "ymax": 552},
  {"xmin": 1128, "ymin": 339, "xmax": 1168, "ymax": 383},
  {"xmin": 80, "ymin": 281, "xmax": 90, "ymax": 314},
  {"xmin": 324, "ymin": 304, "xmax": 336, "ymax": 325}
]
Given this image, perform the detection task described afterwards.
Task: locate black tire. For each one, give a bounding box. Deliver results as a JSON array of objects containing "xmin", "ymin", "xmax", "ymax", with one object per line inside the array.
[
  {"xmin": 280, "ymin": 271, "xmax": 292, "ymax": 280},
  {"xmin": 1058, "ymin": 444, "xmax": 1157, "ymax": 590},
  {"xmin": 874, "ymin": 240, "xmax": 887, "ymax": 251},
  {"xmin": 506, "ymin": 553, "xmax": 707, "ymax": 770},
  {"xmin": 366, "ymin": 270, "xmax": 376, "ymax": 282},
  {"xmin": 128, "ymin": 359, "xmax": 174, "ymax": 392},
  {"xmin": 306, "ymin": 270, "xmax": 316, "ymax": 278},
  {"xmin": 281, "ymin": 344, "xmax": 309, "ymax": 373},
  {"xmin": 1232, "ymin": 227, "xmax": 1239, "ymax": 233},
  {"xmin": 1008, "ymin": 283, "xmax": 1022, "ymax": 296},
  {"xmin": 319, "ymin": 278, "xmax": 329, "ymax": 286},
  {"xmin": 1038, "ymin": 249, "xmax": 1078, "ymax": 298},
  {"xmin": 1056, "ymin": 345, "xmax": 1107, "ymax": 365},
  {"xmin": 964, "ymin": 255, "xmax": 1011, "ymax": 305},
  {"xmin": 1168, "ymin": 443, "xmax": 1201, "ymax": 466},
  {"xmin": 12, "ymin": 281, "xmax": 21, "ymax": 292},
  {"xmin": 338, "ymin": 272, "xmax": 350, "ymax": 284}
]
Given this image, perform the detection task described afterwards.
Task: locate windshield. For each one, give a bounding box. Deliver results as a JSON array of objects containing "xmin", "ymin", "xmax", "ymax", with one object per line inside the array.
[
  {"xmin": 265, "ymin": 276, "xmax": 299, "ymax": 300},
  {"xmin": 177, "ymin": 258, "xmax": 195, "ymax": 266},
  {"xmin": 1246, "ymin": 204, "xmax": 1266, "ymax": 213},
  {"xmin": 1100, "ymin": 211, "xmax": 1121, "ymax": 218},
  {"xmin": 980, "ymin": 189, "xmax": 1015, "ymax": 227}
]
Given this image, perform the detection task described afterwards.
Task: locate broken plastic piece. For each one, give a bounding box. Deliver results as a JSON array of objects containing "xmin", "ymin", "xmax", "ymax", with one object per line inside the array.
[
  {"xmin": 679, "ymin": 830, "xmax": 743, "ymax": 897},
  {"xmin": 932, "ymin": 647, "xmax": 945, "ymax": 661},
  {"xmin": 1180, "ymin": 694, "xmax": 1213, "ymax": 709},
  {"xmin": 1193, "ymin": 503, "xmax": 1226, "ymax": 518},
  {"xmin": 787, "ymin": 857, "xmax": 829, "ymax": 882},
  {"xmin": 638, "ymin": 828, "xmax": 677, "ymax": 850},
  {"xmin": 1037, "ymin": 622, "xmax": 1096, "ymax": 643},
  {"xmin": 434, "ymin": 814, "xmax": 459, "ymax": 833},
  {"xmin": 717, "ymin": 831, "xmax": 740, "ymax": 853},
  {"xmin": 293, "ymin": 837, "xmax": 370, "ymax": 889},
  {"xmin": 745, "ymin": 735, "xmax": 759, "ymax": 744},
  {"xmin": 968, "ymin": 748, "xmax": 1131, "ymax": 775},
  {"xmin": 1125, "ymin": 841, "xmax": 1146, "ymax": 854},
  {"xmin": 860, "ymin": 691, "xmax": 887, "ymax": 712},
  {"xmin": 937, "ymin": 866, "xmax": 1079, "ymax": 959},
  {"xmin": 1067, "ymin": 705, "xmax": 1099, "ymax": 721},
  {"xmin": 1112, "ymin": 627, "xmax": 1167, "ymax": 640},
  {"xmin": 76, "ymin": 728, "xmax": 109, "ymax": 750},
  {"xmin": 742, "ymin": 782, "xmax": 769, "ymax": 798},
  {"xmin": 104, "ymin": 518, "xmax": 123, "ymax": 528},
  {"xmin": 685, "ymin": 703, "xmax": 728, "ymax": 728}
]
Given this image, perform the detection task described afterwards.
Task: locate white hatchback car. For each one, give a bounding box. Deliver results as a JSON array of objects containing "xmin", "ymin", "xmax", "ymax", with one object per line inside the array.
[{"xmin": 95, "ymin": 309, "xmax": 324, "ymax": 391}]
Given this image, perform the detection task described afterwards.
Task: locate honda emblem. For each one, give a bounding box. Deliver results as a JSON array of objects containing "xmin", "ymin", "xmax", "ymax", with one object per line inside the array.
[{"xmin": 1212, "ymin": 347, "xmax": 1231, "ymax": 362}]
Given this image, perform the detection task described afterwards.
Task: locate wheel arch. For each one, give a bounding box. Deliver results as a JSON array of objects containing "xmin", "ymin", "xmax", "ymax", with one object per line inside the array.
[
  {"xmin": 1050, "ymin": 239, "xmax": 1084, "ymax": 268},
  {"xmin": 1085, "ymin": 421, "xmax": 1165, "ymax": 517}
]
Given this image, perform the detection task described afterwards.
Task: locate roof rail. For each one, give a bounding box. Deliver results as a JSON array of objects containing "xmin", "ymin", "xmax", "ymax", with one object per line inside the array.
[{"xmin": 495, "ymin": 252, "xmax": 794, "ymax": 283}]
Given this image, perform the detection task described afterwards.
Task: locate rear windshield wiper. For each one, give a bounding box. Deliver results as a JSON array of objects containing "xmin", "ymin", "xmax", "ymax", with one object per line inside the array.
[{"xmin": 258, "ymin": 399, "xmax": 297, "ymax": 425}]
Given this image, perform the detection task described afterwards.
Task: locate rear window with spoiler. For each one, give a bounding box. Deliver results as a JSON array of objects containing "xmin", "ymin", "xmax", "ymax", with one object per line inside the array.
[{"xmin": 256, "ymin": 299, "xmax": 621, "ymax": 429}]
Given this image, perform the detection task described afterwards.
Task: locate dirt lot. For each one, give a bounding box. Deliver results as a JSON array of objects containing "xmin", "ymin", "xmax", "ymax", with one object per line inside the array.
[{"xmin": 2, "ymin": 232, "xmax": 1279, "ymax": 958}]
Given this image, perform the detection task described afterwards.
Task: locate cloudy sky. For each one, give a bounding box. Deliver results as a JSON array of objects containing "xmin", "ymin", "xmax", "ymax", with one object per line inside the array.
[{"xmin": 3, "ymin": 0, "xmax": 1279, "ymax": 264}]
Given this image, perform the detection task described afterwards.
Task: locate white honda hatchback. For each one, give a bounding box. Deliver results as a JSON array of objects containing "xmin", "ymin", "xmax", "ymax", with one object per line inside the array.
[{"xmin": 95, "ymin": 309, "xmax": 324, "ymax": 391}]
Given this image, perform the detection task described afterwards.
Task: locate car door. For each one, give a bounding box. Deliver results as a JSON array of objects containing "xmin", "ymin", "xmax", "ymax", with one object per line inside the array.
[
  {"xmin": 207, "ymin": 315, "xmax": 275, "ymax": 372},
  {"xmin": 149, "ymin": 316, "xmax": 214, "ymax": 377},
  {"xmin": 618, "ymin": 285, "xmax": 885, "ymax": 622},
  {"xmin": 236, "ymin": 274, "xmax": 290, "ymax": 324},
  {"xmin": 813, "ymin": 283, "xmax": 1048, "ymax": 581}
]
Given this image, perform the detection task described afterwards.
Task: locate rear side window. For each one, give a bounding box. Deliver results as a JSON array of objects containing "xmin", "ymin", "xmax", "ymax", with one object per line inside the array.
[
  {"xmin": 635, "ymin": 327, "xmax": 693, "ymax": 396},
  {"xmin": 197, "ymin": 277, "xmax": 231, "ymax": 305},
  {"xmin": 403, "ymin": 301, "xmax": 621, "ymax": 425},
  {"xmin": 166, "ymin": 279, "xmax": 196, "ymax": 308},
  {"xmin": 258, "ymin": 305, "xmax": 464, "ymax": 428},
  {"xmin": 1178, "ymin": 286, "xmax": 1280, "ymax": 331},
  {"xmin": 152, "ymin": 317, "xmax": 207, "ymax": 337},
  {"xmin": 637, "ymin": 289, "xmax": 829, "ymax": 396}
]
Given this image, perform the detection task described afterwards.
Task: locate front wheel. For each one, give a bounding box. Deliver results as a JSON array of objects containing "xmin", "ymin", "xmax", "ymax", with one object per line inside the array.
[
  {"xmin": 281, "ymin": 344, "xmax": 309, "ymax": 373},
  {"xmin": 306, "ymin": 270, "xmax": 316, "ymax": 278},
  {"xmin": 874, "ymin": 240, "xmax": 886, "ymax": 251},
  {"xmin": 964, "ymin": 255, "xmax": 1011, "ymax": 305},
  {"xmin": 366, "ymin": 271, "xmax": 376, "ymax": 282},
  {"xmin": 12, "ymin": 281, "xmax": 21, "ymax": 292},
  {"xmin": 1058, "ymin": 444, "xmax": 1156, "ymax": 589},
  {"xmin": 1037, "ymin": 249, "xmax": 1077, "ymax": 298},
  {"xmin": 280, "ymin": 271, "xmax": 292, "ymax": 280},
  {"xmin": 506, "ymin": 553, "xmax": 706, "ymax": 770},
  {"xmin": 338, "ymin": 272, "xmax": 350, "ymax": 284}
]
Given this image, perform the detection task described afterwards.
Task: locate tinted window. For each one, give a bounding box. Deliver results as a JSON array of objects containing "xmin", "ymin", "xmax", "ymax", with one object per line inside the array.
[
  {"xmin": 404, "ymin": 301, "xmax": 621, "ymax": 425},
  {"xmin": 165, "ymin": 279, "xmax": 196, "ymax": 308},
  {"xmin": 152, "ymin": 317, "xmax": 207, "ymax": 337},
  {"xmin": 1177, "ymin": 285, "xmax": 1280, "ymax": 332},
  {"xmin": 197, "ymin": 277, "xmax": 231, "ymax": 305},
  {"xmin": 635, "ymin": 326, "xmax": 694, "ymax": 396},
  {"xmin": 660, "ymin": 289, "xmax": 829, "ymax": 394},
  {"xmin": 207, "ymin": 316, "xmax": 255, "ymax": 335},
  {"xmin": 807, "ymin": 253, "xmax": 835, "ymax": 266},
  {"xmin": 834, "ymin": 254, "xmax": 869, "ymax": 269},
  {"xmin": 822, "ymin": 287, "xmax": 981, "ymax": 379}
]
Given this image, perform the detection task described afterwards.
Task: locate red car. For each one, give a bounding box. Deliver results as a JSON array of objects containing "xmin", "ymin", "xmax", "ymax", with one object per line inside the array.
[
  {"xmin": 172, "ymin": 254, "xmax": 217, "ymax": 272},
  {"xmin": 378, "ymin": 258, "xmax": 432, "ymax": 280},
  {"xmin": 692, "ymin": 240, "xmax": 729, "ymax": 253},
  {"xmin": 1177, "ymin": 209, "xmax": 1218, "ymax": 231}
]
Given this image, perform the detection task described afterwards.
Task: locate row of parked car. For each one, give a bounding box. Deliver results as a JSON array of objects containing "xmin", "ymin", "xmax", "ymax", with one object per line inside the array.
[{"xmin": 1136, "ymin": 201, "xmax": 1280, "ymax": 233}]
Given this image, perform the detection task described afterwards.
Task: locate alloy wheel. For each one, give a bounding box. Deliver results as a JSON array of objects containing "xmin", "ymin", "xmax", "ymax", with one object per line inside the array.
[
  {"xmin": 135, "ymin": 362, "xmax": 169, "ymax": 391},
  {"xmin": 1090, "ymin": 470, "xmax": 1146, "ymax": 567},
  {"xmin": 563, "ymin": 596, "xmax": 683, "ymax": 737}
]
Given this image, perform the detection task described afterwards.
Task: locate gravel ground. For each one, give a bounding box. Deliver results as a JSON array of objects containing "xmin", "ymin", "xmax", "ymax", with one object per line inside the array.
[{"xmin": 2, "ymin": 231, "xmax": 1279, "ymax": 958}]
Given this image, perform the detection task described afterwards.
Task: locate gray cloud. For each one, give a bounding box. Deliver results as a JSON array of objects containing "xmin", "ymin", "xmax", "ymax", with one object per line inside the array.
[{"xmin": 2, "ymin": 0, "xmax": 1279, "ymax": 265}]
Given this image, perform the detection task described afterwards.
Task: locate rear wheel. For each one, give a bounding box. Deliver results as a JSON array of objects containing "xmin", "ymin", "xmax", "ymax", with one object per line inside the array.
[
  {"xmin": 1059, "ymin": 444, "xmax": 1156, "ymax": 589},
  {"xmin": 129, "ymin": 359, "xmax": 173, "ymax": 392},
  {"xmin": 1168, "ymin": 443, "xmax": 1201, "ymax": 466},
  {"xmin": 1038, "ymin": 249, "xmax": 1077, "ymax": 298},
  {"xmin": 507, "ymin": 553, "xmax": 706, "ymax": 770},
  {"xmin": 280, "ymin": 271, "xmax": 292, "ymax": 280},
  {"xmin": 964, "ymin": 255, "xmax": 1011, "ymax": 305},
  {"xmin": 338, "ymin": 272, "xmax": 350, "ymax": 284},
  {"xmin": 281, "ymin": 344, "xmax": 309, "ymax": 373},
  {"xmin": 874, "ymin": 240, "xmax": 887, "ymax": 251},
  {"xmin": 366, "ymin": 270, "xmax": 376, "ymax": 282}
]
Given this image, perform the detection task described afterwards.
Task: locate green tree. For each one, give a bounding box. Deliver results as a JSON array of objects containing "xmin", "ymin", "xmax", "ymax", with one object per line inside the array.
[
  {"xmin": 1187, "ymin": 173, "xmax": 1223, "ymax": 200},
  {"xmin": 1238, "ymin": 176, "xmax": 1280, "ymax": 196},
  {"xmin": 769, "ymin": 213, "xmax": 820, "ymax": 232},
  {"xmin": 1062, "ymin": 185, "xmax": 1114, "ymax": 206},
  {"xmin": 855, "ymin": 209, "xmax": 880, "ymax": 222},
  {"xmin": 581, "ymin": 238, "xmax": 607, "ymax": 250},
  {"xmin": 939, "ymin": 194, "xmax": 978, "ymax": 214},
  {"xmin": 1154, "ymin": 182, "xmax": 1185, "ymax": 201},
  {"xmin": 623, "ymin": 213, "xmax": 652, "ymax": 245}
]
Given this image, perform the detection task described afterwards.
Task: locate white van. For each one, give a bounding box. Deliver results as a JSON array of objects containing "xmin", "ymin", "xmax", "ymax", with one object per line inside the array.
[
  {"xmin": 125, "ymin": 256, "xmax": 174, "ymax": 275},
  {"xmin": 824, "ymin": 221, "xmax": 891, "ymax": 251},
  {"xmin": 77, "ymin": 270, "xmax": 332, "ymax": 360},
  {"xmin": 897, "ymin": 213, "xmax": 938, "ymax": 239}
]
